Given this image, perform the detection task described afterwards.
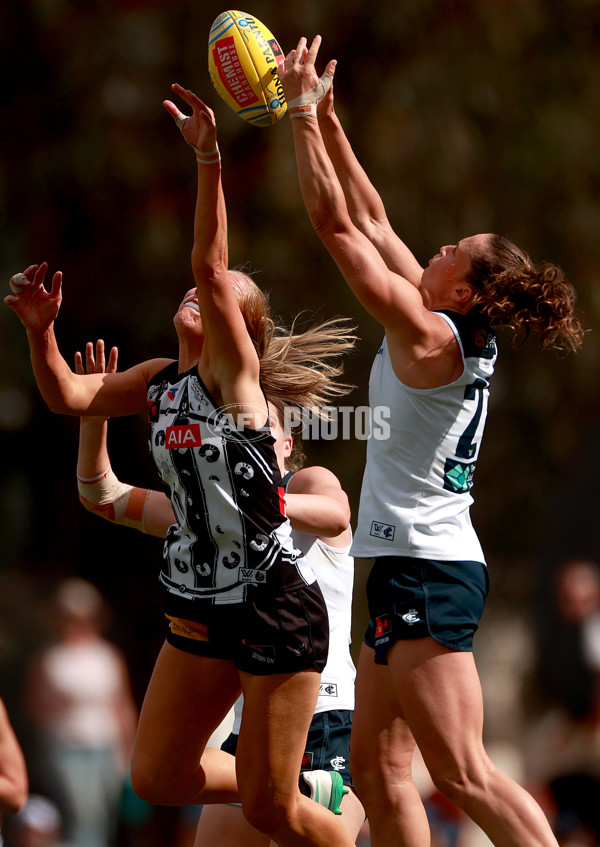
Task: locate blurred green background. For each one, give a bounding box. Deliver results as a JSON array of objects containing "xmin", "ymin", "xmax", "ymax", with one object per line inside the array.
[{"xmin": 1, "ymin": 0, "xmax": 600, "ymax": 759}]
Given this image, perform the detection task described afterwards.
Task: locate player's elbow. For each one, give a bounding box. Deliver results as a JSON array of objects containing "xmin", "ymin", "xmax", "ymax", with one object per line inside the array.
[
  {"xmin": 331, "ymin": 505, "xmax": 351, "ymax": 537},
  {"xmin": 321, "ymin": 496, "xmax": 351, "ymax": 538},
  {"xmin": 78, "ymin": 494, "xmax": 114, "ymax": 523},
  {"xmin": 4, "ymin": 780, "xmax": 28, "ymax": 815}
]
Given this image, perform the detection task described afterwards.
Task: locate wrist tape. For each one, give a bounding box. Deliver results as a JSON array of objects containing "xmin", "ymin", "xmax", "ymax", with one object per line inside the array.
[
  {"xmin": 173, "ymin": 111, "xmax": 221, "ymax": 163},
  {"xmin": 287, "ymin": 72, "xmax": 332, "ymax": 119},
  {"xmin": 77, "ymin": 466, "xmax": 150, "ymax": 533}
]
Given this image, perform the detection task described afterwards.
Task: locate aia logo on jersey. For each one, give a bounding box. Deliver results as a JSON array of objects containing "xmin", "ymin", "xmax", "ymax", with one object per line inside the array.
[{"xmin": 165, "ymin": 424, "xmax": 202, "ymax": 449}]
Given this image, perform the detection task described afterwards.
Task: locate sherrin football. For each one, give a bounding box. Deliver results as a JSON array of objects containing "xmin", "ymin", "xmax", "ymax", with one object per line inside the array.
[{"xmin": 208, "ymin": 10, "xmax": 287, "ymax": 127}]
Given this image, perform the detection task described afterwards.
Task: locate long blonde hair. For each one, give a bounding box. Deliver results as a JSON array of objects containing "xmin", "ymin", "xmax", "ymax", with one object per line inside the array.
[{"xmin": 233, "ymin": 269, "xmax": 357, "ymax": 413}]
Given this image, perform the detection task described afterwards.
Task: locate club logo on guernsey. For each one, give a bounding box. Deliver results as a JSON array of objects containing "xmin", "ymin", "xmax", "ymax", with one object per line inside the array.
[
  {"xmin": 370, "ymin": 520, "xmax": 395, "ymax": 541},
  {"xmin": 239, "ymin": 568, "xmax": 266, "ymax": 584},
  {"xmin": 165, "ymin": 424, "xmax": 202, "ymax": 449}
]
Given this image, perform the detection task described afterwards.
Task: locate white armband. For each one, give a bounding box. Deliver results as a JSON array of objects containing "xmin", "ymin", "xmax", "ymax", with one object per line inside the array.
[{"xmin": 77, "ymin": 466, "xmax": 151, "ymax": 533}]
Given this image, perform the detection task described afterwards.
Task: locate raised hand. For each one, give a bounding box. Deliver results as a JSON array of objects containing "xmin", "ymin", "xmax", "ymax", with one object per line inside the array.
[
  {"xmin": 74, "ymin": 339, "xmax": 119, "ymax": 379},
  {"xmin": 280, "ymin": 35, "xmax": 336, "ymax": 116},
  {"xmin": 75, "ymin": 339, "xmax": 119, "ymax": 424},
  {"xmin": 4, "ymin": 262, "xmax": 62, "ymax": 334},
  {"xmin": 163, "ymin": 84, "xmax": 218, "ymax": 157},
  {"xmin": 317, "ymin": 59, "xmax": 337, "ymax": 120}
]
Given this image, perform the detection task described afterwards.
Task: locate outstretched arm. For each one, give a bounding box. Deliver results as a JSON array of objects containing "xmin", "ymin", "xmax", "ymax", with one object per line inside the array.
[
  {"xmin": 164, "ymin": 85, "xmax": 266, "ymax": 426},
  {"xmin": 316, "ymin": 73, "xmax": 423, "ymax": 285},
  {"xmin": 4, "ymin": 264, "xmax": 169, "ymax": 417},
  {"xmin": 280, "ymin": 37, "xmax": 428, "ymax": 341},
  {"xmin": 76, "ymin": 340, "xmax": 175, "ymax": 538}
]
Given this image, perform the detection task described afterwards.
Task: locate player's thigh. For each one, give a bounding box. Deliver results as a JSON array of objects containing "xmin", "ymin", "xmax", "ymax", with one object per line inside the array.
[
  {"xmin": 194, "ymin": 804, "xmax": 269, "ymax": 847},
  {"xmin": 133, "ymin": 640, "xmax": 241, "ymax": 774},
  {"xmin": 351, "ymin": 642, "xmax": 417, "ymax": 782},
  {"xmin": 236, "ymin": 669, "xmax": 320, "ymax": 802},
  {"xmin": 386, "ymin": 637, "xmax": 487, "ymax": 776}
]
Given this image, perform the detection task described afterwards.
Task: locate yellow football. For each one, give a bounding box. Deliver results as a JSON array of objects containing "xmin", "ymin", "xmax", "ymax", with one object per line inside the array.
[{"xmin": 208, "ymin": 10, "xmax": 287, "ymax": 127}]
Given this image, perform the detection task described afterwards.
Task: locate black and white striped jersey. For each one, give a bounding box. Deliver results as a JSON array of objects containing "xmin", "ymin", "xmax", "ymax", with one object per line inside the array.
[{"xmin": 147, "ymin": 362, "xmax": 315, "ymax": 606}]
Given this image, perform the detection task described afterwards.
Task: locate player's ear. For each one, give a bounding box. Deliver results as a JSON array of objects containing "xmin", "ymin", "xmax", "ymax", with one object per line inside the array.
[{"xmin": 454, "ymin": 282, "xmax": 475, "ymax": 305}]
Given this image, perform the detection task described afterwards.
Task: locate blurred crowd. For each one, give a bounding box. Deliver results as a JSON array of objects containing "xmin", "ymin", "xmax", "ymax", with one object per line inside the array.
[{"xmin": 2, "ymin": 558, "xmax": 600, "ymax": 847}]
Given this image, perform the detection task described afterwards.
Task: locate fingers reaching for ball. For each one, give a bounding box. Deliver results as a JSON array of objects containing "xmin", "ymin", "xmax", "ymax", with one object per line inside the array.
[
  {"xmin": 75, "ymin": 340, "xmax": 119, "ymax": 376},
  {"xmin": 164, "ymin": 83, "xmax": 218, "ymax": 155}
]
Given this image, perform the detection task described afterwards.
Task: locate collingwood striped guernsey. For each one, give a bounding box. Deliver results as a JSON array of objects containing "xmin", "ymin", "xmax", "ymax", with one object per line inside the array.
[{"xmin": 147, "ymin": 363, "xmax": 315, "ymax": 607}]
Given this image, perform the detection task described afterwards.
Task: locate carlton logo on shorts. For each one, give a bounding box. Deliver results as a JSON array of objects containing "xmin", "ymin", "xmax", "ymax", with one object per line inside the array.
[{"xmin": 401, "ymin": 609, "xmax": 422, "ymax": 625}]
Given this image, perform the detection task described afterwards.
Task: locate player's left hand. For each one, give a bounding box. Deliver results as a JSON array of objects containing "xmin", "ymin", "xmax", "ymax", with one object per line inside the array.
[
  {"xmin": 75, "ymin": 339, "xmax": 119, "ymax": 424},
  {"xmin": 281, "ymin": 35, "xmax": 323, "ymax": 100},
  {"xmin": 4, "ymin": 262, "xmax": 63, "ymax": 334},
  {"xmin": 163, "ymin": 84, "xmax": 218, "ymax": 155}
]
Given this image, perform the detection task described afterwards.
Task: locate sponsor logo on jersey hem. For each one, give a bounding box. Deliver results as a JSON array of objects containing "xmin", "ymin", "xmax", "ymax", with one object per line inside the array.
[
  {"xmin": 370, "ymin": 520, "xmax": 395, "ymax": 540},
  {"xmin": 319, "ymin": 682, "xmax": 338, "ymax": 697},
  {"xmin": 239, "ymin": 567, "xmax": 266, "ymax": 584}
]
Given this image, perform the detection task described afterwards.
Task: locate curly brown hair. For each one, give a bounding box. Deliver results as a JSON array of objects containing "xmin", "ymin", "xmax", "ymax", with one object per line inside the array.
[{"xmin": 467, "ymin": 235, "xmax": 584, "ymax": 353}]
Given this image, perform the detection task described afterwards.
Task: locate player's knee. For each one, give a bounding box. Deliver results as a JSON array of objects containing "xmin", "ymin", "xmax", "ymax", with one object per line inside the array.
[
  {"xmin": 349, "ymin": 744, "xmax": 381, "ymax": 798},
  {"xmin": 430, "ymin": 758, "xmax": 493, "ymax": 808},
  {"xmin": 130, "ymin": 755, "xmax": 189, "ymax": 805},
  {"xmin": 242, "ymin": 793, "xmax": 292, "ymax": 836},
  {"xmin": 130, "ymin": 761, "xmax": 158, "ymax": 804}
]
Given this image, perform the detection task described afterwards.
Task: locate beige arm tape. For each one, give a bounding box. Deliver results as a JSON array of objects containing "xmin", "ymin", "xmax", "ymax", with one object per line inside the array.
[
  {"xmin": 287, "ymin": 72, "xmax": 332, "ymax": 118},
  {"xmin": 77, "ymin": 466, "xmax": 151, "ymax": 533}
]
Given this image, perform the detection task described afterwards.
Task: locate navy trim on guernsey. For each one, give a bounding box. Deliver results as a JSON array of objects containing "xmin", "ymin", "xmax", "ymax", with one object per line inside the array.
[{"xmin": 437, "ymin": 308, "xmax": 496, "ymax": 361}]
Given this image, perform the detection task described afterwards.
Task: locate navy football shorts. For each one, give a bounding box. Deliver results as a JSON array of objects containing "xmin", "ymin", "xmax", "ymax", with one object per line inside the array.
[
  {"xmin": 221, "ymin": 708, "xmax": 354, "ymax": 787},
  {"xmin": 363, "ymin": 556, "xmax": 490, "ymax": 663}
]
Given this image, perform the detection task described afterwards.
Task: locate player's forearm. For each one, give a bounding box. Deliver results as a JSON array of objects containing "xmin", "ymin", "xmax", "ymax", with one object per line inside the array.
[
  {"xmin": 318, "ymin": 110, "xmax": 424, "ymax": 287},
  {"xmin": 318, "ymin": 109, "xmax": 387, "ymax": 228},
  {"xmin": 290, "ymin": 117, "xmax": 351, "ymax": 238},
  {"xmin": 285, "ymin": 492, "xmax": 350, "ymax": 538},
  {"xmin": 27, "ymin": 324, "xmax": 84, "ymax": 414},
  {"xmin": 191, "ymin": 161, "xmax": 228, "ymax": 287},
  {"xmin": 77, "ymin": 418, "xmax": 111, "ymax": 481}
]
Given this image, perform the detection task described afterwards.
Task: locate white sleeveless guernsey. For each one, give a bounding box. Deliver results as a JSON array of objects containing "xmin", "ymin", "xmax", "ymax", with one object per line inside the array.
[{"xmin": 351, "ymin": 311, "xmax": 497, "ymax": 564}]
